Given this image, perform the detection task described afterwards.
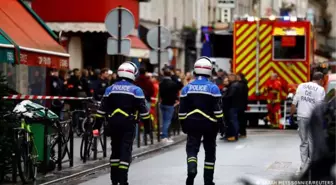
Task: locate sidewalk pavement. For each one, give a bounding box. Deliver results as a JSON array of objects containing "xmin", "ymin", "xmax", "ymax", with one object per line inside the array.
[{"xmin": 35, "ymin": 133, "xmax": 187, "ymax": 185}]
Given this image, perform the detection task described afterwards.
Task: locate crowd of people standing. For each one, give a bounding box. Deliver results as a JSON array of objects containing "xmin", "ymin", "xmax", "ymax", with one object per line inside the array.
[
  {"xmin": 214, "ymin": 71, "xmax": 249, "ymax": 142},
  {"xmin": 47, "ymin": 64, "xmax": 249, "ymax": 143}
]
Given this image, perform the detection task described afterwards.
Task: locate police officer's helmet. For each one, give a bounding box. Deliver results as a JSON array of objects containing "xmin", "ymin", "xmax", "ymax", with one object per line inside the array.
[
  {"xmin": 193, "ymin": 57, "xmax": 213, "ymax": 77},
  {"xmin": 117, "ymin": 62, "xmax": 138, "ymax": 81}
]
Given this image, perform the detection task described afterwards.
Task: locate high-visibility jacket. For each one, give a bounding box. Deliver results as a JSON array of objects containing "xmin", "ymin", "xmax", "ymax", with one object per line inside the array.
[
  {"xmin": 150, "ymin": 82, "xmax": 159, "ymax": 107},
  {"xmin": 264, "ymin": 79, "xmax": 282, "ymax": 103},
  {"xmin": 150, "ymin": 81, "xmax": 159, "ymax": 127}
]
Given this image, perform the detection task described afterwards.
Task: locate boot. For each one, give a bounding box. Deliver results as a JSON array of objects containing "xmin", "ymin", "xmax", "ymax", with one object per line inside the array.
[
  {"xmin": 186, "ymin": 177, "xmax": 194, "ymax": 185},
  {"xmin": 186, "ymin": 165, "xmax": 197, "ymax": 185}
]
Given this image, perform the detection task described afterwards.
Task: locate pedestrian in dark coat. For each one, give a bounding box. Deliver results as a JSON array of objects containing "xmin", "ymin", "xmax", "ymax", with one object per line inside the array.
[{"xmin": 237, "ymin": 73, "xmax": 249, "ymax": 137}]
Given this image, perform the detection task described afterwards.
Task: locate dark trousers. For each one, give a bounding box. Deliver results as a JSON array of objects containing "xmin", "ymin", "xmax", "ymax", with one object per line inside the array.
[
  {"xmin": 186, "ymin": 127, "xmax": 217, "ymax": 185},
  {"xmin": 109, "ymin": 120, "xmax": 136, "ymax": 185},
  {"xmin": 226, "ymin": 108, "xmax": 239, "ymax": 138},
  {"xmin": 238, "ymin": 109, "xmax": 247, "ymax": 136}
]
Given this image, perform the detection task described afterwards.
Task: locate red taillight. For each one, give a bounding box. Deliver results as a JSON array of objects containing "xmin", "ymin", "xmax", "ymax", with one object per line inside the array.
[{"xmin": 247, "ymin": 106, "xmax": 251, "ymax": 111}]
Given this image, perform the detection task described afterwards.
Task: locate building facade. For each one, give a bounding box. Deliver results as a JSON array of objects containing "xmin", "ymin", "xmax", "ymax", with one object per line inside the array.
[
  {"xmin": 32, "ymin": 0, "xmax": 150, "ymax": 70},
  {"xmin": 216, "ymin": 0, "xmax": 253, "ymax": 23},
  {"xmin": 139, "ymin": 0, "xmax": 217, "ymax": 72}
]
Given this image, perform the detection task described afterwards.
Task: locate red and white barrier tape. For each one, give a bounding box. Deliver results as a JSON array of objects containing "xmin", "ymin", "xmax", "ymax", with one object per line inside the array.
[{"xmin": 2, "ymin": 95, "xmax": 91, "ymax": 100}]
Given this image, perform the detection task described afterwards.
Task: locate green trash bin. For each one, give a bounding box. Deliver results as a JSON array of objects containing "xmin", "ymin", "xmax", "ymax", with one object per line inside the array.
[{"xmin": 13, "ymin": 100, "xmax": 59, "ymax": 163}]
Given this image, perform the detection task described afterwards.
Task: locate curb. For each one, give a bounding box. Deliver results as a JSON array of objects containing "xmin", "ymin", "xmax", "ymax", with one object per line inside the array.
[{"xmin": 39, "ymin": 135, "xmax": 187, "ymax": 185}]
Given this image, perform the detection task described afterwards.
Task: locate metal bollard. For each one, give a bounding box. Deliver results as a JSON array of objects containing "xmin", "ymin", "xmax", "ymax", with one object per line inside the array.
[
  {"xmin": 144, "ymin": 131, "xmax": 148, "ymax": 146},
  {"xmin": 137, "ymin": 124, "xmax": 141, "ymax": 148},
  {"xmin": 150, "ymin": 127, "xmax": 154, "ymax": 145},
  {"xmin": 83, "ymin": 134, "xmax": 88, "ymax": 163},
  {"xmin": 12, "ymin": 129, "xmax": 17, "ymax": 183},
  {"xmin": 103, "ymin": 124, "xmax": 107, "ymax": 158},
  {"xmin": 43, "ymin": 118, "xmax": 48, "ymax": 175},
  {"xmin": 93, "ymin": 136, "xmax": 97, "ymax": 160},
  {"xmin": 69, "ymin": 125, "xmax": 74, "ymax": 167},
  {"xmin": 156, "ymin": 104, "xmax": 161, "ymax": 142},
  {"xmin": 57, "ymin": 130, "xmax": 62, "ymax": 171}
]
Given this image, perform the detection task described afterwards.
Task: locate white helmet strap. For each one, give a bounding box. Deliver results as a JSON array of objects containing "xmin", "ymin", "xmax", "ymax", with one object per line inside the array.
[{"xmin": 128, "ymin": 62, "xmax": 139, "ymax": 75}]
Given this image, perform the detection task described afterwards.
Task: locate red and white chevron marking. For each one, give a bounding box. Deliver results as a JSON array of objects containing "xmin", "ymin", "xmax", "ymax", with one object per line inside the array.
[{"xmin": 2, "ymin": 95, "xmax": 90, "ymax": 100}]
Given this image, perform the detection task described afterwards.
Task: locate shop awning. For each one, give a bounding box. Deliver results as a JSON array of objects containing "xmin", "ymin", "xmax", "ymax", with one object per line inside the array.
[
  {"xmin": 0, "ymin": 0, "xmax": 70, "ymax": 68},
  {"xmin": 45, "ymin": 22, "xmax": 148, "ymax": 58},
  {"xmin": 46, "ymin": 22, "xmax": 107, "ymax": 33},
  {"xmin": 128, "ymin": 35, "xmax": 149, "ymax": 58}
]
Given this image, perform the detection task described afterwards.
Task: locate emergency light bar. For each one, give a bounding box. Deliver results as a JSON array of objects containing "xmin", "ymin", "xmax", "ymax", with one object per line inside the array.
[{"xmin": 237, "ymin": 15, "xmax": 305, "ymax": 22}]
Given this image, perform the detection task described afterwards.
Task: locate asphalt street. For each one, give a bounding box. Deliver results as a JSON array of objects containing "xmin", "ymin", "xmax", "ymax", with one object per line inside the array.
[
  {"xmin": 76, "ymin": 129, "xmax": 300, "ymax": 185},
  {"xmin": 61, "ymin": 133, "xmax": 159, "ymax": 168}
]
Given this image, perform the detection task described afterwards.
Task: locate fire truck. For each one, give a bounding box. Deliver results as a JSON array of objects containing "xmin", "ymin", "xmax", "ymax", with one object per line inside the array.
[{"xmin": 232, "ymin": 16, "xmax": 314, "ymax": 127}]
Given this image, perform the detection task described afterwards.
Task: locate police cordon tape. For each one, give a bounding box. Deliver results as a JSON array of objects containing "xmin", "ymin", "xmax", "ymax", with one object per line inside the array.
[{"xmin": 2, "ymin": 95, "xmax": 92, "ymax": 100}]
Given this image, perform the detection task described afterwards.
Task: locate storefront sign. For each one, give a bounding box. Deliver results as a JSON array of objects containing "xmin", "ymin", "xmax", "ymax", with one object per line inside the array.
[
  {"xmin": 19, "ymin": 51, "xmax": 69, "ymax": 69},
  {"xmin": 0, "ymin": 48, "xmax": 15, "ymax": 63}
]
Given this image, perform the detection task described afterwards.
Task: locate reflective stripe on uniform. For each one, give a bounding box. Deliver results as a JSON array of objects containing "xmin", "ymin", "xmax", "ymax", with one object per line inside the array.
[
  {"xmin": 179, "ymin": 109, "xmax": 217, "ymax": 122},
  {"xmin": 109, "ymin": 108, "xmax": 129, "ymax": 117},
  {"xmin": 204, "ymin": 166, "xmax": 214, "ymax": 169},
  {"xmin": 140, "ymin": 111, "xmax": 151, "ymax": 119},
  {"xmin": 213, "ymin": 110, "xmax": 222, "ymax": 114},
  {"xmin": 97, "ymin": 110, "xmax": 106, "ymax": 115},
  {"xmin": 204, "ymin": 162, "xmax": 214, "ymax": 165},
  {"xmin": 187, "ymin": 157, "xmax": 197, "ymax": 163},
  {"xmin": 204, "ymin": 161, "xmax": 215, "ymax": 170},
  {"xmin": 119, "ymin": 161, "xmax": 129, "ymax": 169},
  {"xmin": 110, "ymin": 159, "xmax": 120, "ymax": 166},
  {"xmin": 214, "ymin": 110, "xmax": 223, "ymax": 118},
  {"xmin": 180, "ymin": 91, "xmax": 222, "ymax": 97},
  {"xmin": 94, "ymin": 113, "xmax": 104, "ymax": 118}
]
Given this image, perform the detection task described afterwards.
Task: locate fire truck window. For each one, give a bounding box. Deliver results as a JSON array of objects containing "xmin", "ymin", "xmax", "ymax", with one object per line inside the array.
[{"xmin": 273, "ymin": 36, "xmax": 305, "ymax": 60}]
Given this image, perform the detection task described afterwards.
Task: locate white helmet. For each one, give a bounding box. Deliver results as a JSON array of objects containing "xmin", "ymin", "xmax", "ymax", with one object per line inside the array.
[
  {"xmin": 193, "ymin": 57, "xmax": 213, "ymax": 76},
  {"xmin": 117, "ymin": 62, "xmax": 138, "ymax": 81}
]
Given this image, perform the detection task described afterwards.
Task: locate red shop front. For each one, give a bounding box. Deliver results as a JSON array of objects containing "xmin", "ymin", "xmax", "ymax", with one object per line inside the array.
[{"xmin": 0, "ymin": 0, "xmax": 69, "ymax": 102}]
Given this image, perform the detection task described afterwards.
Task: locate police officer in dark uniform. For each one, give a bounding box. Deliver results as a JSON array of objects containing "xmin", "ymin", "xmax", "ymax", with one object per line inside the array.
[
  {"xmin": 67, "ymin": 68, "xmax": 87, "ymax": 135},
  {"xmin": 179, "ymin": 57, "xmax": 224, "ymax": 185},
  {"xmin": 50, "ymin": 69, "xmax": 64, "ymax": 116},
  {"xmin": 97, "ymin": 62, "xmax": 151, "ymax": 185},
  {"xmin": 93, "ymin": 68, "xmax": 109, "ymax": 100}
]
